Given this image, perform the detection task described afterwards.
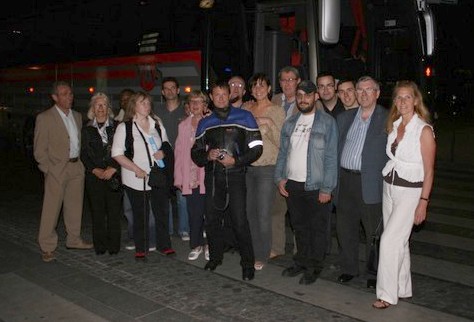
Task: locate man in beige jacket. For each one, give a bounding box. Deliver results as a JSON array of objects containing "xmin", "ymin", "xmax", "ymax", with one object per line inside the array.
[{"xmin": 34, "ymin": 81, "xmax": 92, "ymax": 262}]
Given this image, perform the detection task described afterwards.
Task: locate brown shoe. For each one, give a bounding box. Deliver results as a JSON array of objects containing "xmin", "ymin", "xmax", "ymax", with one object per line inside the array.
[
  {"xmin": 66, "ymin": 240, "xmax": 93, "ymax": 250},
  {"xmin": 41, "ymin": 251, "xmax": 56, "ymax": 262}
]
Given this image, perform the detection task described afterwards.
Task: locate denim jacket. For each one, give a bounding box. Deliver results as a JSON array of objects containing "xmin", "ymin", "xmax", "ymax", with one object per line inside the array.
[{"xmin": 275, "ymin": 109, "xmax": 338, "ymax": 194}]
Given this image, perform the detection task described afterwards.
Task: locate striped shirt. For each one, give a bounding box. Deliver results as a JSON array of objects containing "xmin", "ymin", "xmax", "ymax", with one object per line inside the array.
[{"xmin": 340, "ymin": 108, "xmax": 373, "ymax": 171}]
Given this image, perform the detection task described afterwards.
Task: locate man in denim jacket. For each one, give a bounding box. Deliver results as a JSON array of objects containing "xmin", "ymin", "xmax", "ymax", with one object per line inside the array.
[{"xmin": 275, "ymin": 80, "xmax": 338, "ymax": 285}]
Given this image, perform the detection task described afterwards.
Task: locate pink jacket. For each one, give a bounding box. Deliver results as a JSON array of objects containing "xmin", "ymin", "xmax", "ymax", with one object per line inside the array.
[{"xmin": 174, "ymin": 115, "xmax": 206, "ymax": 195}]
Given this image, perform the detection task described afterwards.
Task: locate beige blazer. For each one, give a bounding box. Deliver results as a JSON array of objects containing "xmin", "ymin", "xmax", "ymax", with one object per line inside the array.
[{"xmin": 34, "ymin": 106, "xmax": 84, "ymax": 177}]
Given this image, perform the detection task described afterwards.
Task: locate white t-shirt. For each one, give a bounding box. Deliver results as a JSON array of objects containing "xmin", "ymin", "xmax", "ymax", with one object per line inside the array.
[
  {"xmin": 287, "ymin": 113, "xmax": 314, "ymax": 182},
  {"xmin": 112, "ymin": 117, "xmax": 168, "ymax": 191}
]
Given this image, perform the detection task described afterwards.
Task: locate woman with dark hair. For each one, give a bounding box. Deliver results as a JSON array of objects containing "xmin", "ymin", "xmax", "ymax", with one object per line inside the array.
[
  {"xmin": 81, "ymin": 92, "xmax": 122, "ymax": 255},
  {"xmin": 244, "ymin": 73, "xmax": 285, "ymax": 271},
  {"xmin": 112, "ymin": 91, "xmax": 175, "ymax": 259},
  {"xmin": 373, "ymin": 80, "xmax": 436, "ymax": 309}
]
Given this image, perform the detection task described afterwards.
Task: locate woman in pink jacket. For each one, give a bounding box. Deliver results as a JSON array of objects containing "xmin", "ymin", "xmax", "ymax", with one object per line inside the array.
[{"xmin": 174, "ymin": 90, "xmax": 210, "ymax": 261}]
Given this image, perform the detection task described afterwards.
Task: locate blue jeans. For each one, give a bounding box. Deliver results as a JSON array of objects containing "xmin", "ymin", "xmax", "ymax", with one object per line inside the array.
[
  {"xmin": 186, "ymin": 188, "xmax": 206, "ymax": 249},
  {"xmin": 123, "ymin": 191, "xmax": 156, "ymax": 248},
  {"xmin": 246, "ymin": 165, "xmax": 276, "ymax": 262},
  {"xmin": 169, "ymin": 190, "xmax": 189, "ymax": 236}
]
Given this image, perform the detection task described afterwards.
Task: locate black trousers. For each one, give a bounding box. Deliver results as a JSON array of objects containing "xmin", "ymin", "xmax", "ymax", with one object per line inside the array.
[
  {"xmin": 125, "ymin": 184, "xmax": 170, "ymax": 253},
  {"xmin": 285, "ymin": 180, "xmax": 331, "ymax": 271},
  {"xmin": 85, "ymin": 175, "xmax": 122, "ymax": 253},
  {"xmin": 336, "ymin": 169, "xmax": 382, "ymax": 276},
  {"xmin": 204, "ymin": 169, "xmax": 254, "ymax": 268}
]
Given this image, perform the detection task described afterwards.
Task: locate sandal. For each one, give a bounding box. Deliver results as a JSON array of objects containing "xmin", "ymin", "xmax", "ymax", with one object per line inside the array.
[
  {"xmin": 254, "ymin": 261, "xmax": 264, "ymax": 271},
  {"xmin": 269, "ymin": 252, "xmax": 282, "ymax": 259},
  {"xmin": 372, "ymin": 299, "xmax": 391, "ymax": 309}
]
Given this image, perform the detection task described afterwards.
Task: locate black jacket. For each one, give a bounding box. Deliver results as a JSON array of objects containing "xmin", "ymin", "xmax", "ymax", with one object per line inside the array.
[{"xmin": 81, "ymin": 118, "xmax": 120, "ymax": 176}]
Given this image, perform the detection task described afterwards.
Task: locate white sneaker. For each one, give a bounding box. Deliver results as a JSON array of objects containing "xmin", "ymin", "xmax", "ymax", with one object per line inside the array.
[
  {"xmin": 181, "ymin": 232, "xmax": 190, "ymax": 241},
  {"xmin": 149, "ymin": 246, "xmax": 156, "ymax": 252},
  {"xmin": 188, "ymin": 246, "xmax": 203, "ymax": 260},
  {"xmin": 204, "ymin": 244, "xmax": 210, "ymax": 261},
  {"xmin": 125, "ymin": 242, "xmax": 135, "ymax": 250}
]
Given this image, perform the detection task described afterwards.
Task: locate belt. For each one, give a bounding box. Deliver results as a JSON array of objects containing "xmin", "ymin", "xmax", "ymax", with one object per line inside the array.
[
  {"xmin": 69, "ymin": 157, "xmax": 79, "ymax": 163},
  {"xmin": 341, "ymin": 167, "xmax": 361, "ymax": 175}
]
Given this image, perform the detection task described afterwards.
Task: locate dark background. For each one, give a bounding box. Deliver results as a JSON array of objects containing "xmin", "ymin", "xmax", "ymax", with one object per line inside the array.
[{"xmin": 0, "ymin": 0, "xmax": 472, "ymax": 101}]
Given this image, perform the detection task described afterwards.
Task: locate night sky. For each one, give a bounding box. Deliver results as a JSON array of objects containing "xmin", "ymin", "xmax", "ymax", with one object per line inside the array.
[{"xmin": 0, "ymin": 1, "xmax": 472, "ymax": 82}]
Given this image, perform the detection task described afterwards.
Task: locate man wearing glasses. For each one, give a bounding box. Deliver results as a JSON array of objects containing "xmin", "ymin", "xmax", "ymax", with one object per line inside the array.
[
  {"xmin": 228, "ymin": 75, "xmax": 247, "ymax": 109},
  {"xmin": 316, "ymin": 71, "xmax": 345, "ymax": 118},
  {"xmin": 335, "ymin": 75, "xmax": 388, "ymax": 286},
  {"xmin": 270, "ymin": 66, "xmax": 301, "ymax": 259},
  {"xmin": 272, "ymin": 66, "xmax": 301, "ymax": 120}
]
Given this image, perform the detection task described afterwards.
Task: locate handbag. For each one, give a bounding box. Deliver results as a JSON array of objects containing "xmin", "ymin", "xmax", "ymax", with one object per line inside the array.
[
  {"xmin": 135, "ymin": 122, "xmax": 169, "ymax": 189},
  {"xmin": 367, "ymin": 218, "xmax": 383, "ymax": 275},
  {"xmin": 148, "ymin": 165, "xmax": 168, "ymax": 188}
]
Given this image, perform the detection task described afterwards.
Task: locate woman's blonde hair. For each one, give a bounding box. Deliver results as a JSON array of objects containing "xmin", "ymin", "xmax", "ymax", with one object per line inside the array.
[
  {"xmin": 386, "ymin": 80, "xmax": 431, "ymax": 133},
  {"xmin": 87, "ymin": 92, "xmax": 114, "ymax": 120}
]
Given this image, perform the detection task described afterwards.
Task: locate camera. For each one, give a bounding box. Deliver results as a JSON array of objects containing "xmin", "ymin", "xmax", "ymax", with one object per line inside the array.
[{"xmin": 218, "ymin": 149, "xmax": 227, "ymax": 160}]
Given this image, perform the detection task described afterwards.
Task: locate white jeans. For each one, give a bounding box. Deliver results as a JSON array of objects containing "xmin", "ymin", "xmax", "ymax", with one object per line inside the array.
[{"xmin": 376, "ymin": 181, "xmax": 421, "ymax": 304}]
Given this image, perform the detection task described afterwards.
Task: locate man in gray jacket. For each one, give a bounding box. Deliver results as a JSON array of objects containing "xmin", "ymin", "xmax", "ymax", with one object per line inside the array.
[
  {"xmin": 335, "ymin": 75, "xmax": 388, "ymax": 285},
  {"xmin": 275, "ymin": 80, "xmax": 338, "ymax": 285}
]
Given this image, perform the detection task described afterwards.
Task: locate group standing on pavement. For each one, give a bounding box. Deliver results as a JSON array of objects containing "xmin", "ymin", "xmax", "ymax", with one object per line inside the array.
[{"xmin": 33, "ymin": 69, "xmax": 435, "ymax": 310}]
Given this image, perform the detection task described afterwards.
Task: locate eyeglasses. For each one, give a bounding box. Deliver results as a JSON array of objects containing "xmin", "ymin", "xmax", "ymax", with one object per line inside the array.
[
  {"xmin": 356, "ymin": 88, "xmax": 378, "ymax": 94},
  {"xmin": 229, "ymin": 82, "xmax": 244, "ymax": 88},
  {"xmin": 280, "ymin": 78, "xmax": 297, "ymax": 83},
  {"xmin": 317, "ymin": 84, "xmax": 335, "ymax": 90}
]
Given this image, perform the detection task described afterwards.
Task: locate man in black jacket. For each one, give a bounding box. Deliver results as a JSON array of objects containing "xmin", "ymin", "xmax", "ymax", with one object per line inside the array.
[{"xmin": 191, "ymin": 80, "xmax": 263, "ymax": 281}]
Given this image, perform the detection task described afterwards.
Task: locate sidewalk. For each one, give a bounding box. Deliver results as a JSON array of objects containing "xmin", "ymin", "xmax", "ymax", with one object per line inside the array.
[
  {"xmin": 0, "ymin": 116, "xmax": 473, "ymax": 321},
  {"xmin": 0, "ymin": 204, "xmax": 471, "ymax": 322}
]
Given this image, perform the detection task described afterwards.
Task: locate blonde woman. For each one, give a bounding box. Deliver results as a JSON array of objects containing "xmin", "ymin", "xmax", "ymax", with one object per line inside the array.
[
  {"xmin": 81, "ymin": 92, "xmax": 121, "ymax": 255},
  {"xmin": 174, "ymin": 90, "xmax": 210, "ymax": 261},
  {"xmin": 373, "ymin": 80, "xmax": 436, "ymax": 309}
]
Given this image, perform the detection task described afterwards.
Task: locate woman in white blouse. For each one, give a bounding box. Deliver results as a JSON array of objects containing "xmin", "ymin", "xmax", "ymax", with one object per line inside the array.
[
  {"xmin": 373, "ymin": 80, "xmax": 436, "ymax": 309},
  {"xmin": 112, "ymin": 91, "xmax": 175, "ymax": 259}
]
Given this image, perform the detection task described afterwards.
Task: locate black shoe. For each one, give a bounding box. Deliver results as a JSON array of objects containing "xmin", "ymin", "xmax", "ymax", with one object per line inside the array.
[
  {"xmin": 367, "ymin": 278, "xmax": 376, "ymax": 289},
  {"xmin": 282, "ymin": 265, "xmax": 305, "ymax": 277},
  {"xmin": 95, "ymin": 250, "xmax": 106, "ymax": 255},
  {"xmin": 242, "ymin": 267, "xmax": 255, "ymax": 281},
  {"xmin": 299, "ymin": 270, "xmax": 319, "ymax": 285},
  {"xmin": 204, "ymin": 260, "xmax": 222, "ymax": 271},
  {"xmin": 338, "ymin": 273, "xmax": 355, "ymax": 283}
]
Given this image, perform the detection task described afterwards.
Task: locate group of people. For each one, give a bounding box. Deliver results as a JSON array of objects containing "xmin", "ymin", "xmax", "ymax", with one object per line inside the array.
[{"xmin": 33, "ymin": 66, "xmax": 436, "ymax": 308}]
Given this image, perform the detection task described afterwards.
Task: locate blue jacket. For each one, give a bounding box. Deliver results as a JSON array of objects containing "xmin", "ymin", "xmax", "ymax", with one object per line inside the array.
[
  {"xmin": 274, "ymin": 109, "xmax": 338, "ymax": 194},
  {"xmin": 191, "ymin": 106, "xmax": 263, "ymax": 173}
]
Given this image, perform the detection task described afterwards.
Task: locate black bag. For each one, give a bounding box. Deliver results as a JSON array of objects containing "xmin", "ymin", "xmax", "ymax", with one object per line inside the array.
[
  {"xmin": 148, "ymin": 165, "xmax": 168, "ymax": 188},
  {"xmin": 367, "ymin": 218, "xmax": 383, "ymax": 275},
  {"xmin": 132, "ymin": 121, "xmax": 173, "ymax": 190}
]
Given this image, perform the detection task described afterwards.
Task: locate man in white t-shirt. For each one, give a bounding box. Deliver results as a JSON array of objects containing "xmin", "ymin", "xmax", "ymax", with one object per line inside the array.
[{"xmin": 274, "ymin": 80, "xmax": 338, "ymax": 285}]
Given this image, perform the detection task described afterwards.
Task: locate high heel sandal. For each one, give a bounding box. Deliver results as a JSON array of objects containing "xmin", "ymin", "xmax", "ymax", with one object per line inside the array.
[{"xmin": 372, "ymin": 299, "xmax": 391, "ymax": 309}]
